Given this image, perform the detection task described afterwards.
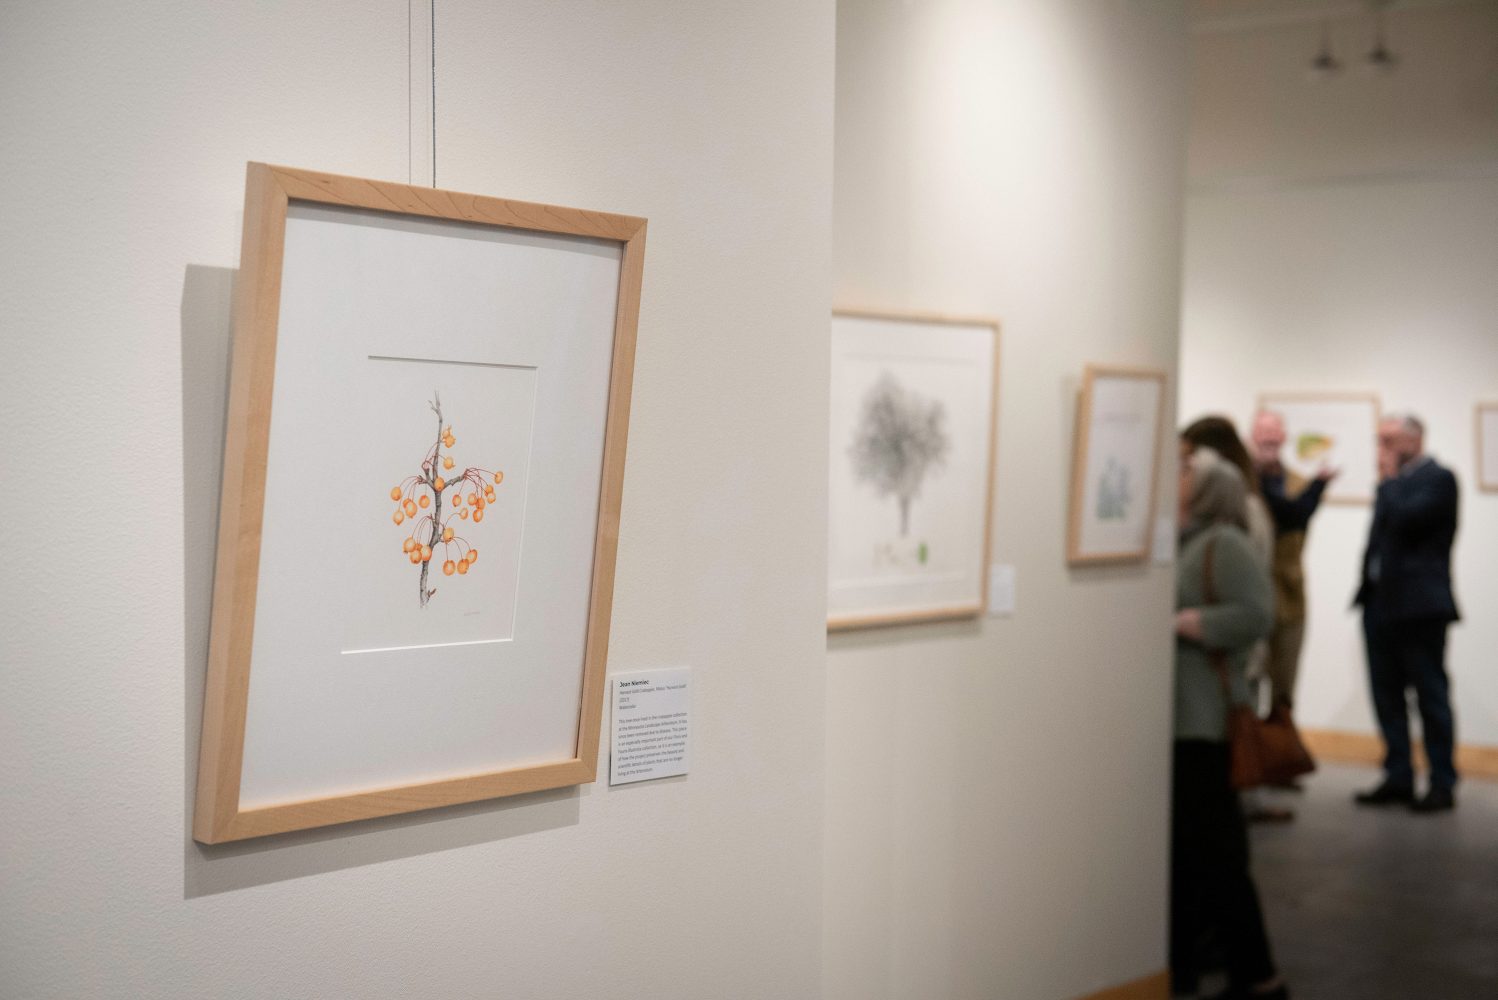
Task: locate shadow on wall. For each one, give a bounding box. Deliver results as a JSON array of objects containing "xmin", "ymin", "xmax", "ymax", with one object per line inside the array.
[{"xmin": 178, "ymin": 264, "xmax": 580, "ymax": 899}]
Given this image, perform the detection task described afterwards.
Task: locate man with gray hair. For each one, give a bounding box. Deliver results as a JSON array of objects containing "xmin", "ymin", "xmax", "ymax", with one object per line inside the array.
[
  {"xmin": 1353, "ymin": 412, "xmax": 1461, "ymax": 812},
  {"xmin": 1251, "ymin": 409, "xmax": 1337, "ymax": 717}
]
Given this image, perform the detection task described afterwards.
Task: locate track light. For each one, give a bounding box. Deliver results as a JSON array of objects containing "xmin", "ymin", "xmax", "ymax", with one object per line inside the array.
[
  {"xmin": 1308, "ymin": 23, "xmax": 1342, "ymax": 80},
  {"xmin": 1366, "ymin": 6, "xmax": 1399, "ymax": 74}
]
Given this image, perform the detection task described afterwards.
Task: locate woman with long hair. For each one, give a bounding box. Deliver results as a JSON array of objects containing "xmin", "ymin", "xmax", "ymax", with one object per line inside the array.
[{"xmin": 1171, "ymin": 446, "xmax": 1286, "ymax": 1000}]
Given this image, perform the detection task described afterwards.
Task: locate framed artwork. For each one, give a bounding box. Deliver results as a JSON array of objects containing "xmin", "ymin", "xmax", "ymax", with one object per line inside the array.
[
  {"xmin": 1257, "ymin": 392, "xmax": 1380, "ymax": 504},
  {"xmin": 1066, "ymin": 365, "xmax": 1167, "ymax": 565},
  {"xmin": 193, "ymin": 164, "xmax": 645, "ymax": 843},
  {"xmin": 1479, "ymin": 403, "xmax": 1498, "ymax": 494},
  {"xmin": 827, "ymin": 310, "xmax": 999, "ymax": 630}
]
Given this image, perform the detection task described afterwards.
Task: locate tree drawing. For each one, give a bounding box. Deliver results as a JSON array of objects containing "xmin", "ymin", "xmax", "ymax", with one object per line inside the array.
[
  {"xmin": 388, "ymin": 392, "xmax": 505, "ymax": 608},
  {"xmin": 1095, "ymin": 457, "xmax": 1131, "ymax": 521},
  {"xmin": 848, "ymin": 372, "xmax": 950, "ymax": 536}
]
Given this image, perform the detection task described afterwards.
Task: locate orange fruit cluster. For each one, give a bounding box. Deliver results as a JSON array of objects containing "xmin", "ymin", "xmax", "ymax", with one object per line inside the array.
[
  {"xmin": 387, "ymin": 420, "xmax": 506, "ymax": 595},
  {"xmin": 386, "ymin": 413, "xmax": 509, "ymax": 601}
]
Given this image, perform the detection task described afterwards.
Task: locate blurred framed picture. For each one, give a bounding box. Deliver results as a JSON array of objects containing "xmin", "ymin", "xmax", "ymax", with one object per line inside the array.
[
  {"xmin": 1067, "ymin": 365, "xmax": 1168, "ymax": 565},
  {"xmin": 1478, "ymin": 402, "xmax": 1498, "ymax": 494},
  {"xmin": 1257, "ymin": 392, "xmax": 1381, "ymax": 504}
]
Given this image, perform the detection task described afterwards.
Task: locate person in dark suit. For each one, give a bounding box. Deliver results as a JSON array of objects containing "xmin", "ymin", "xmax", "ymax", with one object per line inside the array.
[{"xmin": 1354, "ymin": 413, "xmax": 1461, "ymax": 813}]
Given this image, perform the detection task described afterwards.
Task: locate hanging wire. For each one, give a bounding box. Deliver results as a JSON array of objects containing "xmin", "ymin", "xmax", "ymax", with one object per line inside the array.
[
  {"xmin": 431, "ymin": 0, "xmax": 437, "ymax": 188},
  {"xmin": 407, "ymin": 0, "xmax": 413, "ymax": 184}
]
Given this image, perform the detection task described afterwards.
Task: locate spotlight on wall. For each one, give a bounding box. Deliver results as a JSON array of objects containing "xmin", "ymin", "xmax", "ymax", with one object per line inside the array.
[{"xmin": 1308, "ymin": 22, "xmax": 1342, "ymax": 80}]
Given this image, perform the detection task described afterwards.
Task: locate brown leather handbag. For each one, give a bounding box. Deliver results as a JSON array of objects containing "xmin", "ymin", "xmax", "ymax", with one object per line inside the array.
[{"xmin": 1203, "ymin": 538, "xmax": 1317, "ymax": 790}]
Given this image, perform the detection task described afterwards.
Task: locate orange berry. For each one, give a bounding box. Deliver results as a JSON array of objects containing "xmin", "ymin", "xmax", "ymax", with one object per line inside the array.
[
  {"xmin": 402, "ymin": 538, "xmax": 416, "ymax": 553},
  {"xmin": 420, "ymin": 544, "xmax": 432, "ymax": 561},
  {"xmin": 456, "ymin": 560, "xmax": 469, "ymax": 575},
  {"xmin": 408, "ymin": 549, "xmax": 421, "ymax": 564},
  {"xmin": 442, "ymin": 527, "xmax": 454, "ymax": 542},
  {"xmin": 443, "ymin": 456, "xmax": 454, "ymax": 470},
  {"xmin": 390, "ymin": 486, "xmax": 402, "ymax": 501},
  {"xmin": 493, "ymin": 471, "xmax": 504, "ymax": 484},
  {"xmin": 474, "ymin": 495, "xmax": 485, "ymax": 510},
  {"xmin": 418, "ymin": 494, "xmax": 430, "ymax": 509},
  {"xmin": 459, "ymin": 509, "xmax": 469, "ymax": 520},
  {"xmin": 467, "ymin": 549, "xmax": 478, "ymax": 564},
  {"xmin": 403, "ymin": 498, "xmax": 417, "ymax": 517},
  {"xmin": 473, "ymin": 508, "xmax": 484, "ymax": 523},
  {"xmin": 434, "ymin": 477, "xmax": 446, "ymax": 491},
  {"xmin": 442, "ymin": 560, "xmax": 455, "ymax": 576},
  {"xmin": 393, "ymin": 509, "xmax": 405, "ymax": 525},
  {"xmin": 451, "ymin": 493, "xmax": 463, "ymax": 506}
]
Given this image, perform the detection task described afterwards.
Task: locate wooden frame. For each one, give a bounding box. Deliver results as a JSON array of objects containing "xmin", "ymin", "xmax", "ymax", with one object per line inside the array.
[
  {"xmin": 1066, "ymin": 364, "xmax": 1168, "ymax": 566},
  {"xmin": 1256, "ymin": 391, "xmax": 1381, "ymax": 505},
  {"xmin": 193, "ymin": 164, "xmax": 645, "ymax": 843},
  {"xmin": 1478, "ymin": 402, "xmax": 1498, "ymax": 494},
  {"xmin": 826, "ymin": 309, "xmax": 1000, "ymax": 630}
]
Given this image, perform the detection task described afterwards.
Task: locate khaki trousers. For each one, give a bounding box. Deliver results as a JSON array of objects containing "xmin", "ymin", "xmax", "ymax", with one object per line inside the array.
[{"xmin": 1266, "ymin": 618, "xmax": 1306, "ymax": 707}]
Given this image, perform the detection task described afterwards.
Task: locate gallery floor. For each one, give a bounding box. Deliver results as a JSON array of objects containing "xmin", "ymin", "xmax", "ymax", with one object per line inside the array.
[{"xmin": 1247, "ymin": 763, "xmax": 1498, "ymax": 999}]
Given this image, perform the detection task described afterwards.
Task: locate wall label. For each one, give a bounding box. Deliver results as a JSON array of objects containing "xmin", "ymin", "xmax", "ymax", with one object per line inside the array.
[{"xmin": 610, "ymin": 668, "xmax": 691, "ymax": 786}]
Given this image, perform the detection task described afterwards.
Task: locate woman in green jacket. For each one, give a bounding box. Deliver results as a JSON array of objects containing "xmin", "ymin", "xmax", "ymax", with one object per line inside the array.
[{"xmin": 1170, "ymin": 445, "xmax": 1286, "ymax": 1000}]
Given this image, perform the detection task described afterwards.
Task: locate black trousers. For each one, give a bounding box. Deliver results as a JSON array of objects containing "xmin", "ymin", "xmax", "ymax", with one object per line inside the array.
[
  {"xmin": 1362, "ymin": 608, "xmax": 1457, "ymax": 791},
  {"xmin": 1170, "ymin": 740, "xmax": 1277, "ymax": 991}
]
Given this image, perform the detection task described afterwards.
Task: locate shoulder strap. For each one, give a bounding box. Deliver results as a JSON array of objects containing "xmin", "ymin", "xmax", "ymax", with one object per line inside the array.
[{"xmin": 1201, "ymin": 535, "xmax": 1233, "ymax": 697}]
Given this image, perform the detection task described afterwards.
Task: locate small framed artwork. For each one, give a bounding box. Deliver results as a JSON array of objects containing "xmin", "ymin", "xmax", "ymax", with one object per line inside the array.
[
  {"xmin": 827, "ymin": 310, "xmax": 1000, "ymax": 630},
  {"xmin": 1066, "ymin": 365, "xmax": 1167, "ymax": 565},
  {"xmin": 1478, "ymin": 403, "xmax": 1498, "ymax": 493},
  {"xmin": 193, "ymin": 164, "xmax": 645, "ymax": 843},
  {"xmin": 1257, "ymin": 392, "xmax": 1380, "ymax": 504}
]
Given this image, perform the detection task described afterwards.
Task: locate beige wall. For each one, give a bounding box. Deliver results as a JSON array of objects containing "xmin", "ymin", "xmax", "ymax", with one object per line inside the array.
[
  {"xmin": 0, "ymin": 3, "xmax": 833, "ymax": 997},
  {"xmin": 826, "ymin": 3, "xmax": 1189, "ymax": 998},
  {"xmin": 1181, "ymin": 1, "xmax": 1498, "ymax": 746}
]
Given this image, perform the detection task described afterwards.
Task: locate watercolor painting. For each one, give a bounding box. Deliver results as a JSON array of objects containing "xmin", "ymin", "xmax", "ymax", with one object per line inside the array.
[
  {"xmin": 388, "ymin": 392, "xmax": 505, "ymax": 608},
  {"xmin": 1067, "ymin": 366, "xmax": 1166, "ymax": 564},
  {"xmin": 1259, "ymin": 393, "xmax": 1379, "ymax": 504},
  {"xmin": 1296, "ymin": 431, "xmax": 1334, "ymax": 463}
]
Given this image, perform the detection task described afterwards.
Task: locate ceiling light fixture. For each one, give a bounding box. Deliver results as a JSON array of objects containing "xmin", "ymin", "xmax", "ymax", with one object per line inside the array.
[
  {"xmin": 1309, "ymin": 21, "xmax": 1343, "ymax": 80},
  {"xmin": 1366, "ymin": 4, "xmax": 1399, "ymax": 74}
]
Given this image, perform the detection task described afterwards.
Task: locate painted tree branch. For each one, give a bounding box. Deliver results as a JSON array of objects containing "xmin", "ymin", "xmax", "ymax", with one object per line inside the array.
[{"xmin": 389, "ymin": 392, "xmax": 507, "ymax": 608}]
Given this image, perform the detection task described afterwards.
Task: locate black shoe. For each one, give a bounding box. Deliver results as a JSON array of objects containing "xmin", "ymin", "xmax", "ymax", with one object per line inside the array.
[
  {"xmin": 1411, "ymin": 787, "xmax": 1456, "ymax": 813},
  {"xmin": 1354, "ymin": 781, "xmax": 1414, "ymax": 806}
]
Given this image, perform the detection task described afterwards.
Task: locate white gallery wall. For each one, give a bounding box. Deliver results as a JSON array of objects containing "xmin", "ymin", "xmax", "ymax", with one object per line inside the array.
[
  {"xmin": 0, "ymin": 3, "xmax": 833, "ymax": 997},
  {"xmin": 827, "ymin": 3, "xmax": 1189, "ymax": 999},
  {"xmin": 1180, "ymin": 1, "xmax": 1498, "ymax": 746}
]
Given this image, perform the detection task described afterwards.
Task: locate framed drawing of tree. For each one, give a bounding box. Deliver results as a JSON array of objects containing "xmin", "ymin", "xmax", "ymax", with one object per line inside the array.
[
  {"xmin": 1067, "ymin": 365, "xmax": 1168, "ymax": 565},
  {"xmin": 827, "ymin": 310, "xmax": 1000, "ymax": 630},
  {"xmin": 193, "ymin": 164, "xmax": 645, "ymax": 843}
]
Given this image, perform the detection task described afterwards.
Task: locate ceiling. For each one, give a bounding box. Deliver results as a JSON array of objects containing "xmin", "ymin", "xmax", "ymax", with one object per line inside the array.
[{"xmin": 1188, "ymin": 0, "xmax": 1481, "ymax": 34}]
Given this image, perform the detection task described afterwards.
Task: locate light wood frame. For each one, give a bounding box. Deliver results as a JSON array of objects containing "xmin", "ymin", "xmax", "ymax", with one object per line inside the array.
[
  {"xmin": 1478, "ymin": 402, "xmax": 1498, "ymax": 494},
  {"xmin": 1066, "ymin": 364, "xmax": 1168, "ymax": 566},
  {"xmin": 1256, "ymin": 391, "xmax": 1382, "ymax": 505},
  {"xmin": 827, "ymin": 308, "xmax": 1001, "ymax": 631},
  {"xmin": 193, "ymin": 163, "xmax": 645, "ymax": 843}
]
